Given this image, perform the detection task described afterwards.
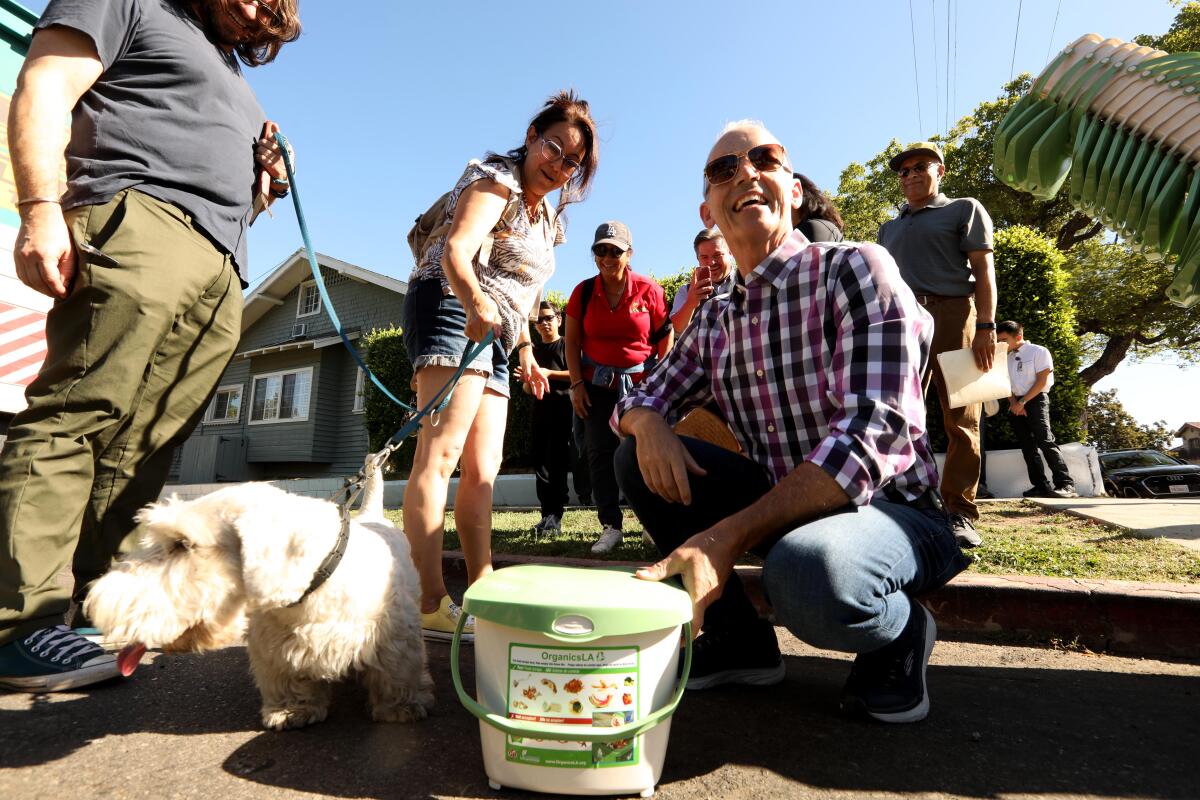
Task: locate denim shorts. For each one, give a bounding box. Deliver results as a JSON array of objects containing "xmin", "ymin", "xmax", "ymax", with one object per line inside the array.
[{"xmin": 403, "ymin": 278, "xmax": 510, "ymax": 397}]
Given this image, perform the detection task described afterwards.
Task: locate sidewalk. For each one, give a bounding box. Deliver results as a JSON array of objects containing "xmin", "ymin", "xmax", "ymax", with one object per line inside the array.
[
  {"xmin": 444, "ymin": 551, "xmax": 1200, "ymax": 660},
  {"xmin": 1028, "ymin": 496, "xmax": 1200, "ymax": 551}
]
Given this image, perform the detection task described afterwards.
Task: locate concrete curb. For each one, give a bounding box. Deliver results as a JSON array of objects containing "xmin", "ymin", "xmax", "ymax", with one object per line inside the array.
[{"xmin": 442, "ymin": 551, "xmax": 1200, "ymax": 660}]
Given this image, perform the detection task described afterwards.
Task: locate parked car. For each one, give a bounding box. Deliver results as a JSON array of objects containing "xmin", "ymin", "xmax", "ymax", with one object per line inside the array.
[{"xmin": 1098, "ymin": 449, "xmax": 1200, "ymax": 498}]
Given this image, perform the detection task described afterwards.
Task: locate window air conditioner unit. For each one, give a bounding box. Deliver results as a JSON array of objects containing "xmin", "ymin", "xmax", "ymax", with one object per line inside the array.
[{"xmin": 291, "ymin": 323, "xmax": 307, "ymax": 339}]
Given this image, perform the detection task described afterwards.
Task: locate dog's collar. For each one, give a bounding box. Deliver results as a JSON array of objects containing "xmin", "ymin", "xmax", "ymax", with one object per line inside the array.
[{"xmin": 288, "ymin": 515, "xmax": 350, "ymax": 607}]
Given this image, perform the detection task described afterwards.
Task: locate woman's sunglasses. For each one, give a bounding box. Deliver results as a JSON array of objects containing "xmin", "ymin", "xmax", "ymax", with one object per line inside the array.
[
  {"xmin": 703, "ymin": 143, "xmax": 789, "ymax": 186},
  {"xmin": 592, "ymin": 244, "xmax": 625, "ymax": 259}
]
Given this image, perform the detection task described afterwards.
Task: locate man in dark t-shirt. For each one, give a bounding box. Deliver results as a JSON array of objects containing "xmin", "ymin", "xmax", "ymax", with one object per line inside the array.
[
  {"xmin": 0, "ymin": 0, "xmax": 300, "ymax": 693},
  {"xmin": 877, "ymin": 141, "xmax": 997, "ymax": 549}
]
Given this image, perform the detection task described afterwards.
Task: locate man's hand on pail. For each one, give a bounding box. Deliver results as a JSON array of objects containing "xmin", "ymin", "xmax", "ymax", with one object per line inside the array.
[{"xmin": 636, "ymin": 527, "xmax": 739, "ymax": 636}]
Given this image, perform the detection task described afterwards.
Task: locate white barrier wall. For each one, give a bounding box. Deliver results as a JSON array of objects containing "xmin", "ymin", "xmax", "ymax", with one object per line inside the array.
[
  {"xmin": 162, "ymin": 444, "xmax": 1105, "ymax": 507},
  {"xmin": 935, "ymin": 442, "xmax": 1104, "ymax": 498}
]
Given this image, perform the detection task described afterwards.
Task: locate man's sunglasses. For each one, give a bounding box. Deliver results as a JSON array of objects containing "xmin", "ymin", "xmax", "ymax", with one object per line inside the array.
[
  {"xmin": 536, "ymin": 315, "xmax": 558, "ymax": 323},
  {"xmin": 895, "ymin": 161, "xmax": 938, "ymax": 178},
  {"xmin": 703, "ymin": 143, "xmax": 789, "ymax": 186},
  {"xmin": 244, "ymin": 0, "xmax": 282, "ymax": 25}
]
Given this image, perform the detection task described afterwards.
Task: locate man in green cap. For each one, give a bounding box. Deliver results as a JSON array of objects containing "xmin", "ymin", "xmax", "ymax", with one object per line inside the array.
[{"xmin": 877, "ymin": 142, "xmax": 997, "ymax": 548}]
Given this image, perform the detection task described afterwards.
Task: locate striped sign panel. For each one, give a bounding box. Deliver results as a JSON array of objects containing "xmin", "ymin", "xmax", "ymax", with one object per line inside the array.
[{"xmin": 0, "ymin": 300, "xmax": 47, "ymax": 387}]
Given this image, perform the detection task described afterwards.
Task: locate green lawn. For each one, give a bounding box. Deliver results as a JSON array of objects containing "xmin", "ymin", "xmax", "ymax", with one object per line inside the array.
[{"xmin": 383, "ymin": 501, "xmax": 1200, "ymax": 584}]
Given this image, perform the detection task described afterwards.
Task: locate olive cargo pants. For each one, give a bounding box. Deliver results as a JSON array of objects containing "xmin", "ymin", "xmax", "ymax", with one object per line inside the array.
[{"xmin": 0, "ymin": 190, "xmax": 242, "ymax": 645}]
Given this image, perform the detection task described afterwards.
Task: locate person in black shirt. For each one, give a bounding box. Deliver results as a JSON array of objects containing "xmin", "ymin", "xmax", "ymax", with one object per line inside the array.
[{"xmin": 517, "ymin": 302, "xmax": 576, "ymax": 533}]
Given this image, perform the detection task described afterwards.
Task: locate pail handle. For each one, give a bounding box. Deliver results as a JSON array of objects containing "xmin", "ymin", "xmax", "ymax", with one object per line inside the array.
[{"xmin": 450, "ymin": 612, "xmax": 693, "ymax": 744}]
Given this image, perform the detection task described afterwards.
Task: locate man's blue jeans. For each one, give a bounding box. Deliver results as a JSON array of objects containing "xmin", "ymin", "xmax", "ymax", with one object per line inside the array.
[{"xmin": 615, "ymin": 435, "xmax": 969, "ymax": 653}]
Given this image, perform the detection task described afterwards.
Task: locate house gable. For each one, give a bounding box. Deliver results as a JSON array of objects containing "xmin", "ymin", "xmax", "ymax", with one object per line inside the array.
[{"xmin": 174, "ymin": 253, "xmax": 408, "ymax": 483}]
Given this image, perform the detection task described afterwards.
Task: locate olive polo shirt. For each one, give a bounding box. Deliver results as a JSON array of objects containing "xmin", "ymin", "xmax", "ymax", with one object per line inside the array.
[{"xmin": 877, "ymin": 193, "xmax": 993, "ymax": 297}]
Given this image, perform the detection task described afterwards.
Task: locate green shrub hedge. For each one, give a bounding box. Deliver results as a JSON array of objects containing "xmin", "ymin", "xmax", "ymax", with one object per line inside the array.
[{"xmin": 926, "ymin": 225, "xmax": 1085, "ymax": 452}]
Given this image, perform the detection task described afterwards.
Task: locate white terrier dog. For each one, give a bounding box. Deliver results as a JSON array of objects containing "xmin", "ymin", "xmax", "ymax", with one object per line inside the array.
[{"xmin": 84, "ymin": 459, "xmax": 434, "ymax": 730}]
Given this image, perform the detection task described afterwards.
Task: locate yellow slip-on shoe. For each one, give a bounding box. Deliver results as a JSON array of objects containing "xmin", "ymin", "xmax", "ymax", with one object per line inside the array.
[{"xmin": 421, "ymin": 595, "xmax": 475, "ymax": 643}]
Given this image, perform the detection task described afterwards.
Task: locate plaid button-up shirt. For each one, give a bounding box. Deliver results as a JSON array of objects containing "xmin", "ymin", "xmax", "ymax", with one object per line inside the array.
[{"xmin": 615, "ymin": 230, "xmax": 939, "ymax": 506}]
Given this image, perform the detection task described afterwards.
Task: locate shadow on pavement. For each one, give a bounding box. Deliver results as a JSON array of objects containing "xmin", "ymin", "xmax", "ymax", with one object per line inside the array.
[
  {"xmin": 226, "ymin": 643, "xmax": 1197, "ymax": 800},
  {"xmin": 0, "ymin": 648, "xmax": 263, "ymax": 769},
  {"xmin": 2, "ymin": 642, "xmax": 1197, "ymax": 798}
]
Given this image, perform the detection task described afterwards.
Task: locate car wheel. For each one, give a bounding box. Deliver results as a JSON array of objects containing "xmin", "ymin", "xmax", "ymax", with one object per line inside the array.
[{"xmin": 1103, "ymin": 481, "xmax": 1118, "ymax": 498}]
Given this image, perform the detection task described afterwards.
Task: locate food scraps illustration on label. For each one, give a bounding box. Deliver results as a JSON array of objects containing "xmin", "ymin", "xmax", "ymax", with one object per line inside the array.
[{"xmin": 504, "ymin": 644, "xmax": 640, "ymax": 768}]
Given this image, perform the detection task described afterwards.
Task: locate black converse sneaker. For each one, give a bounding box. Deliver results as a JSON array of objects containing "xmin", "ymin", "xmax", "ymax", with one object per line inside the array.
[
  {"xmin": 839, "ymin": 603, "xmax": 937, "ymax": 723},
  {"xmin": 685, "ymin": 619, "xmax": 786, "ymax": 690},
  {"xmin": 0, "ymin": 625, "xmax": 122, "ymax": 692}
]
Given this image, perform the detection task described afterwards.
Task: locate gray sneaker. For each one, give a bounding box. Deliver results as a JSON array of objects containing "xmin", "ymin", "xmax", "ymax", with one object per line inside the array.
[
  {"xmin": 591, "ymin": 526, "xmax": 624, "ymax": 554},
  {"xmin": 949, "ymin": 514, "xmax": 983, "ymax": 548},
  {"xmin": 0, "ymin": 625, "xmax": 123, "ymax": 692},
  {"xmin": 532, "ymin": 514, "xmax": 561, "ymax": 537}
]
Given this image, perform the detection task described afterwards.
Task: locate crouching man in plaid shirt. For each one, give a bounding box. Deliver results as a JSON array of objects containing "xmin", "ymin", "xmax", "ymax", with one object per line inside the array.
[{"xmin": 614, "ymin": 120, "xmax": 969, "ymax": 723}]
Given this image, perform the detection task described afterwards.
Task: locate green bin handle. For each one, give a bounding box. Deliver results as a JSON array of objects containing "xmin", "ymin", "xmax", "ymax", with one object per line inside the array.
[{"xmin": 450, "ymin": 612, "xmax": 692, "ymax": 744}]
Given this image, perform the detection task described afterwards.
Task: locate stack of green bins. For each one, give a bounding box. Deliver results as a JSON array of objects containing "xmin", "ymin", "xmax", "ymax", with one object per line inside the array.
[{"xmin": 993, "ymin": 33, "xmax": 1200, "ymax": 308}]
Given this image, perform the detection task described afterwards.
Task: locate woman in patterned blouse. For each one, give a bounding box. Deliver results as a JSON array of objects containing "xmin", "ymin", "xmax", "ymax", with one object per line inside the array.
[{"xmin": 402, "ymin": 91, "xmax": 599, "ymax": 641}]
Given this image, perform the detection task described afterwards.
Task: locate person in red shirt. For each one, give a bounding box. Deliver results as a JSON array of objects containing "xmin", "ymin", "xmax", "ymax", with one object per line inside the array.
[{"xmin": 565, "ymin": 221, "xmax": 672, "ymax": 553}]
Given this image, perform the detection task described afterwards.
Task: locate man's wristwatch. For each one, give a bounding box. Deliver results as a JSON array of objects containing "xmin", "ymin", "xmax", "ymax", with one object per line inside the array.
[{"xmin": 975, "ymin": 321, "xmax": 997, "ymax": 331}]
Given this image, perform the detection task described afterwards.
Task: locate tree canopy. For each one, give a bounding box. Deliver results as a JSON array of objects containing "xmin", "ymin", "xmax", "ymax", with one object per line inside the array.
[{"xmin": 1085, "ymin": 389, "xmax": 1174, "ymax": 452}]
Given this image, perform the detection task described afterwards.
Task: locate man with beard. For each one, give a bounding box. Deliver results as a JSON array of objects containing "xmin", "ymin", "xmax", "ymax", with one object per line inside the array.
[
  {"xmin": 0, "ymin": 0, "xmax": 300, "ymax": 692},
  {"xmin": 614, "ymin": 121, "xmax": 968, "ymax": 723}
]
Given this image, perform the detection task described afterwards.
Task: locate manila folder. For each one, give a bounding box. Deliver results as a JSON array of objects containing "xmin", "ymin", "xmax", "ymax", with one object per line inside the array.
[{"xmin": 936, "ymin": 342, "xmax": 1010, "ymax": 409}]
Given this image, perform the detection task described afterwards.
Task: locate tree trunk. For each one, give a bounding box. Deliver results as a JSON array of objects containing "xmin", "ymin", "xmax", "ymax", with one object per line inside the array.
[
  {"xmin": 1056, "ymin": 213, "xmax": 1104, "ymax": 251},
  {"xmin": 1078, "ymin": 332, "xmax": 1136, "ymax": 387}
]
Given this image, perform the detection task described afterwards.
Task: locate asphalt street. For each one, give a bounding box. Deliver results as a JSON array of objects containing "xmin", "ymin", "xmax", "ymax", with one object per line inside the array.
[{"xmin": 2, "ymin": 629, "xmax": 1197, "ymax": 800}]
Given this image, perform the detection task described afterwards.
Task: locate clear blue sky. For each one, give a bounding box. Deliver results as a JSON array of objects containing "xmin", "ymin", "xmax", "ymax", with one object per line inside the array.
[{"xmin": 24, "ymin": 0, "xmax": 1199, "ymax": 430}]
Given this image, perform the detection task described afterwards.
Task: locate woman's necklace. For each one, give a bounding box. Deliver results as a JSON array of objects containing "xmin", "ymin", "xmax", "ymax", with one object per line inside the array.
[{"xmin": 524, "ymin": 194, "xmax": 543, "ymax": 224}]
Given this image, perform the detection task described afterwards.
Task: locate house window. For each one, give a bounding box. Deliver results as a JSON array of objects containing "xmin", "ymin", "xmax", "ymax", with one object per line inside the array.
[
  {"xmin": 204, "ymin": 385, "xmax": 243, "ymax": 424},
  {"xmin": 297, "ymin": 281, "xmax": 321, "ymax": 318},
  {"xmin": 249, "ymin": 367, "xmax": 312, "ymax": 424},
  {"xmin": 353, "ymin": 368, "xmax": 367, "ymax": 413}
]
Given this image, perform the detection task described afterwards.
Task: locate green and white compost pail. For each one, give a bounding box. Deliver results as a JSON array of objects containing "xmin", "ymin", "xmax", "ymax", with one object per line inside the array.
[{"xmin": 451, "ymin": 565, "xmax": 693, "ymax": 798}]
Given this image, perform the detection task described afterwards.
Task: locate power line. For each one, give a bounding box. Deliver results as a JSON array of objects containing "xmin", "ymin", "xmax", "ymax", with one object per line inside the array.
[
  {"xmin": 953, "ymin": 0, "xmax": 958, "ymax": 121},
  {"xmin": 1009, "ymin": 0, "xmax": 1024, "ymax": 81},
  {"xmin": 931, "ymin": 0, "xmax": 940, "ymax": 134},
  {"xmin": 1045, "ymin": 0, "xmax": 1063, "ymax": 65},
  {"xmin": 909, "ymin": 0, "xmax": 924, "ymax": 134},
  {"xmin": 945, "ymin": 0, "xmax": 952, "ymax": 130}
]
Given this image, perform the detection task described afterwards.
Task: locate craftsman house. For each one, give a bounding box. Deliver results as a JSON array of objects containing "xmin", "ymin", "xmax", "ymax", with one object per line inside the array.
[{"xmin": 170, "ymin": 250, "xmax": 407, "ymax": 483}]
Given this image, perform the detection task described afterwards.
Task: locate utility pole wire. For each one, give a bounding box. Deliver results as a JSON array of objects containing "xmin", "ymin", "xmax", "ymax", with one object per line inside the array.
[
  {"xmin": 953, "ymin": 0, "xmax": 958, "ymax": 124},
  {"xmin": 945, "ymin": 0, "xmax": 952, "ymax": 130},
  {"xmin": 1045, "ymin": 0, "xmax": 1063, "ymax": 65},
  {"xmin": 1010, "ymin": 0, "xmax": 1024, "ymax": 81},
  {"xmin": 931, "ymin": 0, "xmax": 940, "ymax": 134},
  {"xmin": 909, "ymin": 0, "xmax": 924, "ymax": 135}
]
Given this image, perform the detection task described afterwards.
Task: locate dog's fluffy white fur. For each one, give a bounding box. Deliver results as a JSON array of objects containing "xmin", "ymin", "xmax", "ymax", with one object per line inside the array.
[{"xmin": 84, "ymin": 460, "xmax": 433, "ymax": 730}]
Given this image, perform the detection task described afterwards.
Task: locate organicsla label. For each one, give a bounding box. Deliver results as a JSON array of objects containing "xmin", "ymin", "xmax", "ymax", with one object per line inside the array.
[{"xmin": 504, "ymin": 644, "xmax": 640, "ymax": 768}]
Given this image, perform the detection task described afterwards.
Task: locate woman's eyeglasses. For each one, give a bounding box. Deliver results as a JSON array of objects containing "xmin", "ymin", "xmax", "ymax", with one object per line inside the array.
[
  {"xmin": 592, "ymin": 244, "xmax": 624, "ymax": 259},
  {"xmin": 703, "ymin": 143, "xmax": 789, "ymax": 186},
  {"xmin": 540, "ymin": 138, "xmax": 584, "ymax": 174}
]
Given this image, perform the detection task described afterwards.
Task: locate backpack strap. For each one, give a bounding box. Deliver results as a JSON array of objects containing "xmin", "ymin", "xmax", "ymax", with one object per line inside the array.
[{"xmin": 577, "ymin": 276, "xmax": 596, "ymax": 326}]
